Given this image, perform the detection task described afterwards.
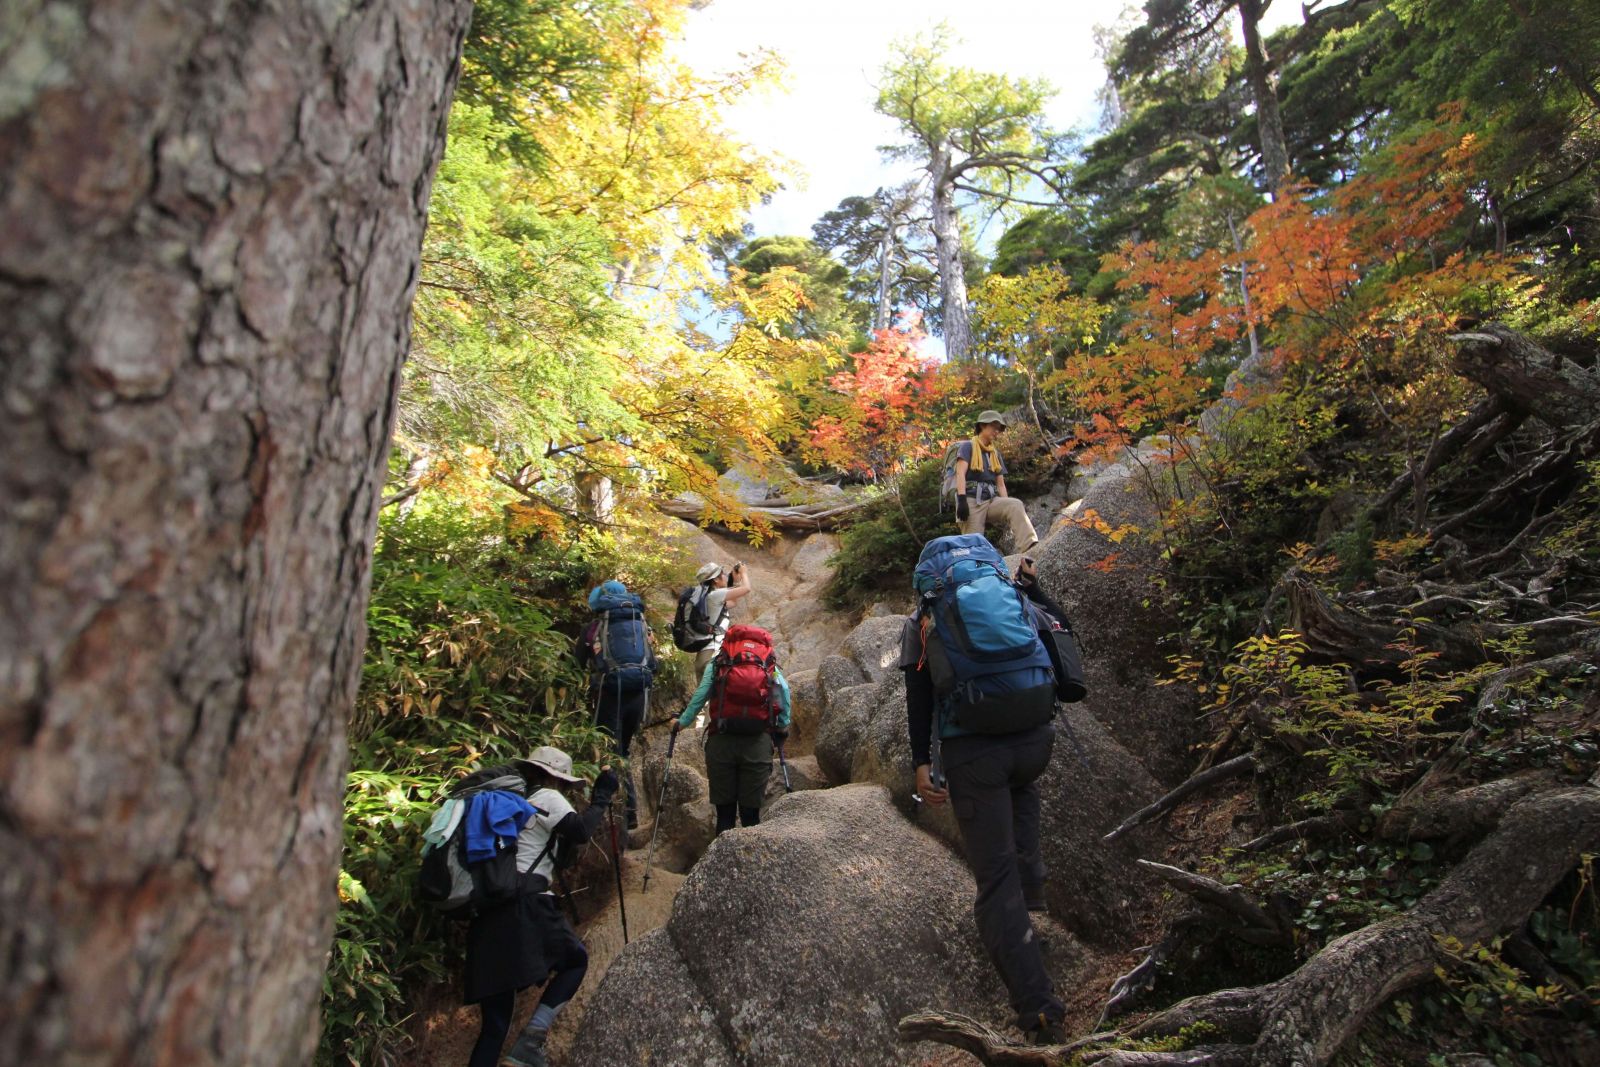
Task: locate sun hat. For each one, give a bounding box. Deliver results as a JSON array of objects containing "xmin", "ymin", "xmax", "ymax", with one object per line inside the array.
[
  {"xmin": 513, "ymin": 746, "xmax": 583, "ymax": 786},
  {"xmin": 974, "ymin": 409, "xmax": 1009, "ymax": 429},
  {"xmin": 695, "ymin": 562, "xmax": 724, "ymax": 582}
]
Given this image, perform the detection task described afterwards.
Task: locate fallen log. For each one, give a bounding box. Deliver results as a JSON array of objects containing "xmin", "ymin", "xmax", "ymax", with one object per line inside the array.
[
  {"xmin": 1450, "ymin": 324, "xmax": 1600, "ymax": 432},
  {"xmin": 656, "ymin": 495, "xmax": 869, "ymax": 532}
]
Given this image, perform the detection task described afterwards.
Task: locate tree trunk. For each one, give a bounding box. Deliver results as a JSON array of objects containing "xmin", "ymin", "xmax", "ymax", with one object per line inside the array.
[
  {"xmin": 929, "ymin": 146, "xmax": 973, "ymax": 361},
  {"xmin": 0, "ymin": 2, "xmax": 471, "ymax": 1065},
  {"xmin": 1237, "ymin": 0, "xmax": 1291, "ymax": 190},
  {"xmin": 874, "ymin": 215, "xmax": 897, "ymax": 333}
]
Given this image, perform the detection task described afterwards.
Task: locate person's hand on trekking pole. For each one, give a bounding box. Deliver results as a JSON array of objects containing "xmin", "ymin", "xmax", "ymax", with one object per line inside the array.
[{"xmin": 915, "ymin": 763, "xmax": 948, "ymax": 805}]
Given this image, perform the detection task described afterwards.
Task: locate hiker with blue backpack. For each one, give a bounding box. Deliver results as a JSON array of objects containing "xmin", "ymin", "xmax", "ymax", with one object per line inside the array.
[
  {"xmin": 897, "ymin": 534, "xmax": 1086, "ymax": 1047},
  {"xmin": 672, "ymin": 623, "xmax": 792, "ymax": 835},
  {"xmin": 942, "ymin": 410, "xmax": 1039, "ymax": 554},
  {"xmin": 433, "ymin": 747, "xmax": 617, "ymax": 1067},
  {"xmin": 578, "ymin": 580, "xmax": 658, "ymax": 830}
]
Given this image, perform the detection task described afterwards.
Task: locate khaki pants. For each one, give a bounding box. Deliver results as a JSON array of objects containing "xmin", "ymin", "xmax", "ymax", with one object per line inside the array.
[{"xmin": 960, "ymin": 495, "xmax": 1038, "ymax": 553}]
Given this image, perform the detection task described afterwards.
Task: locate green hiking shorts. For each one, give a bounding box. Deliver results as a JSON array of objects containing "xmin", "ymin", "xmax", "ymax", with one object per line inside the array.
[{"xmin": 703, "ymin": 730, "xmax": 774, "ymax": 808}]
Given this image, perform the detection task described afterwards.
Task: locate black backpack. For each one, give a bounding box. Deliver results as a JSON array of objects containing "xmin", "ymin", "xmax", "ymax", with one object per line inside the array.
[
  {"xmin": 416, "ymin": 772, "xmax": 528, "ymax": 920},
  {"xmin": 672, "ymin": 583, "xmax": 723, "ymax": 652}
]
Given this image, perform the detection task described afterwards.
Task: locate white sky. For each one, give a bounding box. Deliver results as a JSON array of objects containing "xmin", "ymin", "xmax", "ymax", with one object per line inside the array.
[{"xmin": 678, "ymin": 0, "xmax": 1303, "ymax": 241}]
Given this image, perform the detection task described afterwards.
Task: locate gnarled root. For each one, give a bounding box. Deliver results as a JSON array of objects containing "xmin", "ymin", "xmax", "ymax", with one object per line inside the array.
[{"xmin": 900, "ymin": 786, "xmax": 1600, "ymax": 1066}]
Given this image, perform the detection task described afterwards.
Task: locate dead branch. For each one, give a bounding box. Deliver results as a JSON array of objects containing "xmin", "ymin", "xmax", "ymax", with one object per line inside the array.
[
  {"xmin": 1365, "ymin": 396, "xmax": 1515, "ymax": 525},
  {"xmin": 1103, "ymin": 756, "xmax": 1257, "ymax": 843},
  {"xmin": 896, "ymin": 1012, "xmax": 1108, "ymax": 1065},
  {"xmin": 1136, "ymin": 861, "xmax": 1286, "ymax": 945},
  {"xmin": 1376, "ymin": 775, "xmax": 1542, "ymax": 842},
  {"xmin": 1239, "ymin": 812, "xmax": 1358, "ymax": 853}
]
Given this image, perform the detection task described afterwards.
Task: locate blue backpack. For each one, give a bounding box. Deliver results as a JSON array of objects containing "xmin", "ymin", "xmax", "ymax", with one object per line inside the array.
[
  {"xmin": 912, "ymin": 534, "xmax": 1056, "ymax": 737},
  {"xmin": 588, "ymin": 583, "xmax": 654, "ymax": 695}
]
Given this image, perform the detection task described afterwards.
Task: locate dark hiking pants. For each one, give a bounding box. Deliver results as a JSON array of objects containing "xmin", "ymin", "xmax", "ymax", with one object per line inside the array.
[
  {"xmin": 594, "ymin": 683, "xmax": 646, "ymax": 821},
  {"xmin": 945, "ymin": 734, "xmax": 1064, "ymax": 1025}
]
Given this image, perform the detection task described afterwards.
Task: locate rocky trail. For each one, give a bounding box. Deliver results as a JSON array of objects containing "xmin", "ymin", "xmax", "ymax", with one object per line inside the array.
[{"xmin": 401, "ymin": 445, "xmax": 1208, "ymax": 1067}]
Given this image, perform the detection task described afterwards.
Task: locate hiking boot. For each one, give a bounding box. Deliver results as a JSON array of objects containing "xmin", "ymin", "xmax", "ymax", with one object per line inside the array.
[
  {"xmin": 503, "ymin": 1028, "xmax": 549, "ymax": 1067},
  {"xmin": 1024, "ymin": 1011, "xmax": 1068, "ymax": 1047},
  {"xmin": 1023, "ymin": 887, "xmax": 1047, "ymax": 913}
]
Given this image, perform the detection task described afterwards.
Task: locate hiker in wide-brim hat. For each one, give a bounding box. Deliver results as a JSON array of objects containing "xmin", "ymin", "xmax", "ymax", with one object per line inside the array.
[
  {"xmin": 945, "ymin": 409, "xmax": 1039, "ymax": 554},
  {"xmin": 461, "ymin": 747, "xmax": 617, "ymax": 1067}
]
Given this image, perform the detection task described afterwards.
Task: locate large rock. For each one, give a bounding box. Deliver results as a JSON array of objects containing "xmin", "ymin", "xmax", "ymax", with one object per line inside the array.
[
  {"xmin": 638, "ymin": 744, "xmax": 714, "ymax": 875},
  {"xmin": 565, "ymin": 786, "xmax": 1005, "ymax": 1067},
  {"xmin": 814, "ymin": 680, "xmax": 874, "ymax": 785},
  {"xmin": 1034, "ymin": 705, "xmax": 1166, "ymax": 944},
  {"xmin": 841, "ymin": 614, "xmax": 910, "ymax": 686},
  {"xmin": 1034, "ymin": 463, "xmax": 1201, "ymax": 785},
  {"xmin": 562, "ymin": 927, "xmax": 738, "ymax": 1067},
  {"xmin": 783, "ymin": 667, "xmax": 822, "ymax": 754}
]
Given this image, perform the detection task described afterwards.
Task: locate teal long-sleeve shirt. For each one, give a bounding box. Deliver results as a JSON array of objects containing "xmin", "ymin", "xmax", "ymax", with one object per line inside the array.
[{"xmin": 676, "ymin": 661, "xmax": 792, "ymax": 729}]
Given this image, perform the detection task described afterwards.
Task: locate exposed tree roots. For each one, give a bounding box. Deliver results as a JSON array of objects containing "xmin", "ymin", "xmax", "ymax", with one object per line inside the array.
[{"xmin": 902, "ymin": 786, "xmax": 1600, "ymax": 1066}]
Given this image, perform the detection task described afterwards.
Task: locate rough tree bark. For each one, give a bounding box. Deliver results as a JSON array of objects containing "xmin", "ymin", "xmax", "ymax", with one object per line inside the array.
[
  {"xmin": 0, "ymin": 2, "xmax": 472, "ymax": 1064},
  {"xmin": 1237, "ymin": 0, "xmax": 1291, "ymax": 190}
]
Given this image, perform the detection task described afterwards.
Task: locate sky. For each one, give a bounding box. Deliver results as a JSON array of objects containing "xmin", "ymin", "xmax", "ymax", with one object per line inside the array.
[{"xmin": 677, "ymin": 0, "xmax": 1303, "ymax": 242}]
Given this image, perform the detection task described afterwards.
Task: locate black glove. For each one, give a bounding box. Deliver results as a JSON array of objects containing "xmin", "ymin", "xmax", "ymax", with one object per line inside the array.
[
  {"xmin": 592, "ymin": 768, "xmax": 619, "ymax": 803},
  {"xmin": 955, "ymin": 494, "xmax": 970, "ymax": 520},
  {"xmin": 771, "ymin": 730, "xmax": 789, "ymax": 746},
  {"xmin": 671, "ymin": 720, "xmax": 682, "ymax": 737}
]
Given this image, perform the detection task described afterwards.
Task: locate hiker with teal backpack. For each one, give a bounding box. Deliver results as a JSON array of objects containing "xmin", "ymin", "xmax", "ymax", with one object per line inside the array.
[
  {"xmin": 673, "ymin": 623, "xmax": 792, "ymax": 835},
  {"xmin": 449, "ymin": 747, "xmax": 617, "ymax": 1067},
  {"xmin": 897, "ymin": 534, "xmax": 1083, "ymax": 1046},
  {"xmin": 578, "ymin": 580, "xmax": 657, "ymax": 830},
  {"xmin": 942, "ymin": 410, "xmax": 1039, "ymax": 554}
]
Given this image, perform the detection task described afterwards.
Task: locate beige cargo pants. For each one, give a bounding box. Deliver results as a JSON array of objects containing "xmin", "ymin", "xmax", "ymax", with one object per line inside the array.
[{"xmin": 959, "ymin": 495, "xmax": 1039, "ymax": 553}]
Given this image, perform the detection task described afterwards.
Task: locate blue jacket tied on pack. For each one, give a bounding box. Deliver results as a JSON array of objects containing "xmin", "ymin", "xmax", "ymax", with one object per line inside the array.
[{"xmin": 463, "ymin": 790, "xmax": 537, "ymax": 863}]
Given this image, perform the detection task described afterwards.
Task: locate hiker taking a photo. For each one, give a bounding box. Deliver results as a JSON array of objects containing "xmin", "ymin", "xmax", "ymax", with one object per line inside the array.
[
  {"xmin": 673, "ymin": 623, "xmax": 791, "ymax": 835},
  {"xmin": 897, "ymin": 534, "xmax": 1071, "ymax": 1046},
  {"xmin": 577, "ymin": 580, "xmax": 657, "ymax": 829},
  {"xmin": 944, "ymin": 410, "xmax": 1039, "ymax": 554},
  {"xmin": 672, "ymin": 560, "xmax": 753, "ymax": 675},
  {"xmin": 462, "ymin": 748, "xmax": 617, "ymax": 1067}
]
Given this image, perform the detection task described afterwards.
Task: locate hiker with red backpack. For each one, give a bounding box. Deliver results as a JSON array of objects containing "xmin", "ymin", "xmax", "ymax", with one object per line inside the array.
[
  {"xmin": 577, "ymin": 580, "xmax": 658, "ymax": 830},
  {"xmin": 672, "ymin": 623, "xmax": 792, "ymax": 835},
  {"xmin": 897, "ymin": 533, "xmax": 1075, "ymax": 1047}
]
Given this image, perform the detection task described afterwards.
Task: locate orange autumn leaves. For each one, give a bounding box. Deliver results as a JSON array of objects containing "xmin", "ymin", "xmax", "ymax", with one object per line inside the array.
[{"xmin": 1074, "ymin": 113, "xmax": 1522, "ymax": 461}]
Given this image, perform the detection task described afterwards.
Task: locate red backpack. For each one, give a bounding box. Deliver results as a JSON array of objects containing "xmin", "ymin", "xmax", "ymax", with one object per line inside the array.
[{"xmin": 709, "ymin": 625, "xmax": 779, "ymax": 735}]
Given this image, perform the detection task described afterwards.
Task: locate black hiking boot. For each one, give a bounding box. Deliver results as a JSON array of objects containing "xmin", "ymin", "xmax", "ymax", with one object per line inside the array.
[{"xmin": 1024, "ymin": 1011, "xmax": 1068, "ymax": 1047}]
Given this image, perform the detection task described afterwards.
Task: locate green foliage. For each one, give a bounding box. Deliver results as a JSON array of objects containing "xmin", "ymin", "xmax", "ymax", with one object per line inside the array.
[{"xmin": 322, "ymin": 503, "xmax": 691, "ymax": 1066}]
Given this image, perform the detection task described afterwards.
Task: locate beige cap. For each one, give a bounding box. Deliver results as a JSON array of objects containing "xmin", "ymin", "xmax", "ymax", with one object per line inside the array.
[
  {"xmin": 974, "ymin": 409, "xmax": 1009, "ymax": 429},
  {"xmin": 514, "ymin": 746, "xmax": 583, "ymax": 786}
]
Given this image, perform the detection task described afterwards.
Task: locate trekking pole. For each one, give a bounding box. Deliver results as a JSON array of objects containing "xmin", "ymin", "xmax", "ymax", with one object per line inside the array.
[
  {"xmin": 606, "ymin": 806, "xmax": 630, "ymax": 944},
  {"xmin": 641, "ymin": 720, "xmax": 679, "ymax": 892},
  {"xmin": 776, "ymin": 741, "xmax": 792, "ymax": 793}
]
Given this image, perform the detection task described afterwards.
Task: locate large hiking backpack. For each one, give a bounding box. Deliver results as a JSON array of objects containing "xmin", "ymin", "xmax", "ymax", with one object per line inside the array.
[
  {"xmin": 416, "ymin": 773, "xmax": 532, "ymax": 920},
  {"xmin": 590, "ymin": 587, "xmax": 653, "ymax": 694},
  {"xmin": 671, "ymin": 583, "xmax": 721, "ymax": 652},
  {"xmin": 913, "ymin": 534, "xmax": 1056, "ymax": 736},
  {"xmin": 709, "ymin": 624, "xmax": 779, "ymax": 735}
]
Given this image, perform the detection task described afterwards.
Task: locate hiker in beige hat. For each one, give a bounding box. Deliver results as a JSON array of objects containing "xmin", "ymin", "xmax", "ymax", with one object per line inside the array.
[{"xmin": 948, "ymin": 410, "xmax": 1039, "ymax": 553}]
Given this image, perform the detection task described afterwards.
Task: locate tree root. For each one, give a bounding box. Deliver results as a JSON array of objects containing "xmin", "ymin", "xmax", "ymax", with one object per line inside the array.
[
  {"xmin": 900, "ymin": 785, "xmax": 1600, "ymax": 1066},
  {"xmin": 1239, "ymin": 812, "xmax": 1358, "ymax": 853},
  {"xmin": 1103, "ymin": 756, "xmax": 1257, "ymax": 844}
]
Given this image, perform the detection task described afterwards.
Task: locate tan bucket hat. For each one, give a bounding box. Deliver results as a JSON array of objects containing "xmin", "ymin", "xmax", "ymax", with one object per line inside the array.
[
  {"xmin": 513, "ymin": 746, "xmax": 584, "ymax": 786},
  {"xmin": 974, "ymin": 409, "xmax": 1009, "ymax": 429}
]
